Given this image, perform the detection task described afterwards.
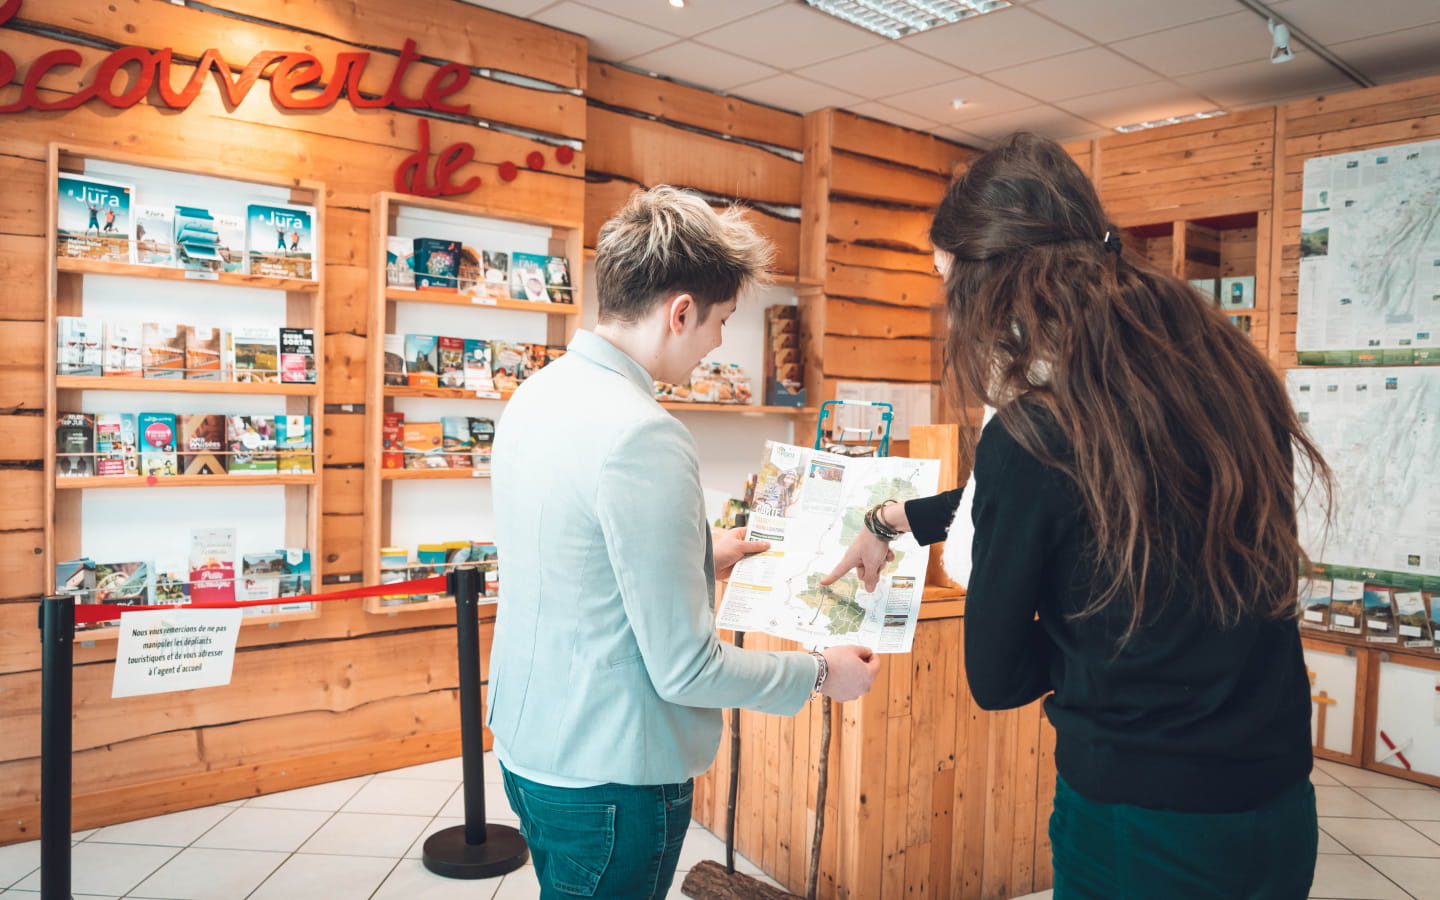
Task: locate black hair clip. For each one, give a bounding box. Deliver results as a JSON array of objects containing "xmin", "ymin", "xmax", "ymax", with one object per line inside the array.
[{"xmin": 1101, "ymin": 229, "xmax": 1123, "ymax": 255}]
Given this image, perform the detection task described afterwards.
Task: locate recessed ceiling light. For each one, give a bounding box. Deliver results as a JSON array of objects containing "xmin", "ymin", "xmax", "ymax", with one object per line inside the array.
[
  {"xmin": 1113, "ymin": 109, "xmax": 1225, "ymax": 134},
  {"xmin": 804, "ymin": 0, "xmax": 1011, "ymax": 40},
  {"xmin": 668, "ymin": 0, "xmax": 685, "ymax": 7}
]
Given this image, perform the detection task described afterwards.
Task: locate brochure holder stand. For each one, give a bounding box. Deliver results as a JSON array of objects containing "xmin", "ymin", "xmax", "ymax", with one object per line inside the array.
[
  {"xmin": 421, "ymin": 565, "xmax": 529, "ymax": 879},
  {"xmin": 814, "ymin": 400, "xmax": 893, "ymax": 457}
]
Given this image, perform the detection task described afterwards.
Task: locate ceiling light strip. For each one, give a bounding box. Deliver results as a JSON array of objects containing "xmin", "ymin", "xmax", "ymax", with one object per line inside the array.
[
  {"xmin": 1114, "ymin": 109, "xmax": 1226, "ymax": 134},
  {"xmin": 805, "ymin": 0, "xmax": 1011, "ymax": 39}
]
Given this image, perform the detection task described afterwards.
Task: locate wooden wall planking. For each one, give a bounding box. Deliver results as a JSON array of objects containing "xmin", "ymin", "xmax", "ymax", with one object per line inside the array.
[
  {"xmin": 0, "ymin": 0, "xmax": 584, "ymax": 843},
  {"xmin": 581, "ymin": 62, "xmax": 804, "ymax": 276},
  {"xmin": 1274, "ymin": 74, "xmax": 1440, "ymax": 367}
]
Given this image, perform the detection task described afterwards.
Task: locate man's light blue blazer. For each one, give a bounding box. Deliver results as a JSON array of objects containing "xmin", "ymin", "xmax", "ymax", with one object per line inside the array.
[{"xmin": 487, "ymin": 330, "xmax": 816, "ymax": 786}]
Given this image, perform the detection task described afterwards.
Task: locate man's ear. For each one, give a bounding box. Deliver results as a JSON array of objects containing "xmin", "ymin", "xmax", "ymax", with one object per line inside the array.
[{"xmin": 666, "ymin": 293, "xmax": 696, "ymax": 335}]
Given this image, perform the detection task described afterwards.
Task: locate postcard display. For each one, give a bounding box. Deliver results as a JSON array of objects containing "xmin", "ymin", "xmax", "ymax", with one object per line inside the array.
[
  {"xmin": 363, "ymin": 193, "xmax": 583, "ymax": 613},
  {"xmin": 47, "ymin": 148, "xmax": 325, "ymax": 635}
]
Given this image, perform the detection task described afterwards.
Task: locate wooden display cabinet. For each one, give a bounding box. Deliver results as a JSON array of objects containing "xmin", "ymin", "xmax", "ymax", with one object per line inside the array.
[
  {"xmin": 44, "ymin": 144, "xmax": 325, "ymax": 638},
  {"xmin": 1120, "ymin": 211, "xmax": 1272, "ymax": 351},
  {"xmin": 362, "ymin": 192, "xmax": 583, "ymax": 614}
]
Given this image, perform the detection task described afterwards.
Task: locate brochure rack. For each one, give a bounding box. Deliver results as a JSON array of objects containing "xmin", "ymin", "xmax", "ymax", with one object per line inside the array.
[
  {"xmin": 44, "ymin": 144, "xmax": 326, "ymax": 639},
  {"xmin": 362, "ymin": 192, "xmax": 583, "ymax": 614}
]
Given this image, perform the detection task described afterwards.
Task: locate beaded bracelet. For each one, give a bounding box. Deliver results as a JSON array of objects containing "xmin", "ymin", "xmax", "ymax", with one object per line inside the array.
[{"xmin": 864, "ymin": 499, "xmax": 902, "ymax": 542}]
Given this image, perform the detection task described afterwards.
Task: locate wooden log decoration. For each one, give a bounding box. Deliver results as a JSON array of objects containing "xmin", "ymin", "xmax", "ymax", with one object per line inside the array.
[{"xmin": 682, "ymin": 860, "xmax": 801, "ymax": 900}]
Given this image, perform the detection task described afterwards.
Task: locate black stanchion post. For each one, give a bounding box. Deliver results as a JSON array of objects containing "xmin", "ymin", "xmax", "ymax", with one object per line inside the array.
[
  {"xmin": 39, "ymin": 594, "xmax": 75, "ymax": 900},
  {"xmin": 422, "ymin": 566, "xmax": 528, "ymax": 879}
]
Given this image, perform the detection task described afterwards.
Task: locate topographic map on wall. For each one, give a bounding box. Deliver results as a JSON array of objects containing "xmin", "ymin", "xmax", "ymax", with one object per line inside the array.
[
  {"xmin": 1287, "ymin": 367, "xmax": 1440, "ymax": 579},
  {"xmin": 1296, "ymin": 138, "xmax": 1440, "ymax": 354},
  {"xmin": 716, "ymin": 442, "xmax": 938, "ymax": 653}
]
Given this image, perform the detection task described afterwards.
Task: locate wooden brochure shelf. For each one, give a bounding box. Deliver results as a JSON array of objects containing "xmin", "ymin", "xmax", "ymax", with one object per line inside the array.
[
  {"xmin": 57, "ymin": 376, "xmax": 320, "ymax": 396},
  {"xmin": 57, "ymin": 256, "xmax": 320, "ymax": 292}
]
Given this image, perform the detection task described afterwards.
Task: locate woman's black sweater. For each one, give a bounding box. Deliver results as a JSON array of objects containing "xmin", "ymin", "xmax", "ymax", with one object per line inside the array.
[{"xmin": 904, "ymin": 408, "xmax": 1312, "ymax": 814}]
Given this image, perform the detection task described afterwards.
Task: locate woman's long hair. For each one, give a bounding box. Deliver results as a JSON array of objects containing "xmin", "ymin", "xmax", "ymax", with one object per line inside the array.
[{"xmin": 931, "ymin": 132, "xmax": 1331, "ymax": 638}]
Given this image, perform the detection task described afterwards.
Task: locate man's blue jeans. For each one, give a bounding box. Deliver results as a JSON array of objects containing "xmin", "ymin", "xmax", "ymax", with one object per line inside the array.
[{"xmin": 501, "ymin": 764, "xmax": 694, "ymax": 899}]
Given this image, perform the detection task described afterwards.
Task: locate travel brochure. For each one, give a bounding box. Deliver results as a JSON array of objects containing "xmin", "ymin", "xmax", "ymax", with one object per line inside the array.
[
  {"xmin": 55, "ymin": 318, "xmax": 314, "ymax": 384},
  {"xmin": 386, "ymin": 236, "xmax": 572, "ymax": 304},
  {"xmin": 53, "ymin": 172, "xmax": 315, "ymax": 279},
  {"xmin": 56, "ymin": 531, "xmax": 313, "ymax": 621},
  {"xmin": 56, "ymin": 411, "xmax": 313, "ymax": 477}
]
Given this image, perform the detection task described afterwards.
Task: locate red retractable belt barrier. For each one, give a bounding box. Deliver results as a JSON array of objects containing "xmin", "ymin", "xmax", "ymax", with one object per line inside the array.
[{"xmin": 71, "ymin": 575, "xmax": 451, "ymax": 626}]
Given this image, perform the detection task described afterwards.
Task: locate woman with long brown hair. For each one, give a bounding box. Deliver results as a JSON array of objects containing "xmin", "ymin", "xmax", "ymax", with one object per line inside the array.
[{"xmin": 826, "ymin": 131, "xmax": 1331, "ymax": 898}]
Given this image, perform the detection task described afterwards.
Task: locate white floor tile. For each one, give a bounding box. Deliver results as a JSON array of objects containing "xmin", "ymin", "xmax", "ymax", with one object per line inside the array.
[
  {"xmin": 1359, "ymin": 788, "xmax": 1440, "ymax": 821},
  {"xmin": 375, "ymin": 756, "xmax": 465, "ymax": 782},
  {"xmin": 1366, "ymin": 855, "xmax": 1440, "ymax": 899},
  {"xmin": 492, "ymin": 864, "xmax": 541, "ymax": 900},
  {"xmin": 674, "ymin": 826, "xmax": 763, "ymax": 877},
  {"xmin": 299, "ymin": 811, "xmax": 431, "ymax": 857},
  {"xmin": 11, "ymin": 841, "xmax": 178, "ymax": 896},
  {"xmin": 484, "ymin": 752, "xmax": 505, "ymax": 784},
  {"xmin": 406, "ymin": 817, "xmax": 465, "ymax": 859},
  {"xmin": 440, "ymin": 782, "xmax": 518, "ymax": 823},
  {"xmin": 1317, "ymin": 785, "xmax": 1395, "ymax": 819},
  {"xmin": 244, "ymin": 775, "xmax": 372, "ymax": 811},
  {"xmin": 344, "ymin": 775, "xmax": 458, "ymax": 817},
  {"xmin": 127, "ymin": 846, "xmax": 287, "ymax": 899},
  {"xmin": 1317, "ymin": 760, "xmax": 1429, "ymax": 791},
  {"xmin": 1309, "ymin": 853, "xmax": 1412, "ymax": 899},
  {"xmin": 1410, "ymin": 820, "xmax": 1440, "ymax": 844},
  {"xmin": 86, "ymin": 805, "xmax": 233, "ymax": 847},
  {"xmin": 0, "ymin": 841, "xmax": 38, "ymax": 889},
  {"xmin": 1318, "ymin": 828, "xmax": 1352, "ymax": 854},
  {"xmin": 1313, "ymin": 766, "xmax": 1343, "ymax": 786},
  {"xmin": 0, "ymin": 887, "xmax": 116, "ymax": 892},
  {"xmin": 191, "ymin": 806, "xmax": 331, "ymax": 852},
  {"xmin": 71, "ymin": 829, "xmax": 97, "ymax": 841},
  {"xmin": 372, "ymin": 857, "xmax": 506, "ymax": 899},
  {"xmin": 247, "ymin": 852, "xmax": 396, "ymax": 900},
  {"xmin": 1010, "ymin": 892, "xmax": 1054, "ymax": 900},
  {"xmin": 1321, "ymin": 818, "xmax": 1440, "ymax": 857}
]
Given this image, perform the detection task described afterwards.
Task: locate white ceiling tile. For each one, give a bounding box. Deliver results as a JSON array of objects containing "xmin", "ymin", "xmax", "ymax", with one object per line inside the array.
[
  {"xmin": 1173, "ymin": 52, "xmax": 1355, "ymax": 109},
  {"xmin": 956, "ymin": 104, "xmax": 1105, "ymax": 143},
  {"xmin": 729, "ymin": 74, "xmax": 864, "ymax": 115},
  {"xmin": 458, "ymin": 0, "xmax": 554, "ymax": 15},
  {"xmin": 931, "ymin": 125, "xmax": 993, "ymax": 149},
  {"xmin": 1053, "ymin": 80, "xmax": 1216, "ymax": 128},
  {"xmin": 1111, "ymin": 12, "xmax": 1276, "ymax": 77},
  {"xmin": 695, "ymin": 4, "xmax": 885, "ymax": 69},
  {"xmin": 1329, "ymin": 22, "xmax": 1440, "ymax": 85},
  {"xmin": 570, "ymin": 0, "xmax": 786, "ymax": 38},
  {"xmin": 626, "ymin": 41, "xmax": 781, "ymax": 92},
  {"xmin": 795, "ymin": 44, "xmax": 967, "ymax": 99},
  {"xmin": 1268, "ymin": 0, "xmax": 1440, "ymax": 46},
  {"xmin": 882, "ymin": 75, "xmax": 1036, "ymax": 124},
  {"xmin": 986, "ymin": 47, "xmax": 1163, "ymax": 102},
  {"xmin": 843, "ymin": 101, "xmax": 944, "ymax": 132},
  {"xmin": 1028, "ymin": 0, "xmax": 1240, "ymax": 43},
  {"xmin": 529, "ymin": 2, "xmax": 679, "ymax": 60},
  {"xmin": 899, "ymin": 7, "xmax": 1094, "ymax": 74}
]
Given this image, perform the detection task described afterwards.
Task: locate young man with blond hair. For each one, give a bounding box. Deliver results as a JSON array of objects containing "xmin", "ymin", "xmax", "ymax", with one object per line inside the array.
[{"xmin": 488, "ymin": 186, "xmax": 880, "ymax": 898}]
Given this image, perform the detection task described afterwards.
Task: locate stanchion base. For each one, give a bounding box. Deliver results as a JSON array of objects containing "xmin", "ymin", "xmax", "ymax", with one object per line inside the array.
[{"xmin": 422, "ymin": 823, "xmax": 528, "ymax": 879}]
